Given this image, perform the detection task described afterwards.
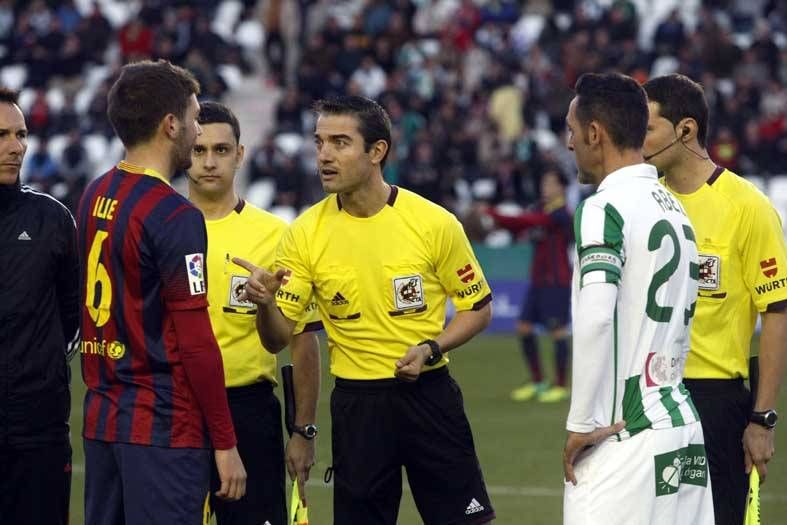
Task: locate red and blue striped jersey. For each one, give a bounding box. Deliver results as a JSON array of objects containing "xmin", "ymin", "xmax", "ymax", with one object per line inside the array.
[{"xmin": 77, "ymin": 161, "xmax": 212, "ymax": 448}]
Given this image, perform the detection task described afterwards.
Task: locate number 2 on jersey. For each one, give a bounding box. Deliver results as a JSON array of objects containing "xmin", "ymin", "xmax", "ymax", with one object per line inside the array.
[
  {"xmin": 86, "ymin": 229, "xmax": 112, "ymax": 327},
  {"xmin": 646, "ymin": 220, "xmax": 698, "ymax": 325}
]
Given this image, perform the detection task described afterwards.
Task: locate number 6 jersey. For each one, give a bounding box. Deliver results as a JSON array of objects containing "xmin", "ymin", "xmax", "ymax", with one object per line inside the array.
[{"xmin": 568, "ymin": 164, "xmax": 700, "ymax": 439}]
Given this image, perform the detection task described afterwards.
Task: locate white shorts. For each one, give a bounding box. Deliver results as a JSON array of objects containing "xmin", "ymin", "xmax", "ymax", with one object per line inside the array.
[{"xmin": 564, "ymin": 421, "xmax": 714, "ymax": 525}]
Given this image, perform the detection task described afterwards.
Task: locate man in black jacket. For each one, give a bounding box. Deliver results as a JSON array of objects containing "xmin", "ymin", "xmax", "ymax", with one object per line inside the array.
[{"xmin": 0, "ymin": 86, "xmax": 79, "ymax": 525}]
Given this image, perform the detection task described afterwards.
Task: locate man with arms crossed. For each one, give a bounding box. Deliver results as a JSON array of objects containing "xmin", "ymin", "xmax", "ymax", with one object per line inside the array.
[
  {"xmin": 235, "ymin": 95, "xmax": 496, "ymax": 525},
  {"xmin": 644, "ymin": 73, "xmax": 787, "ymax": 525},
  {"xmin": 187, "ymin": 101, "xmax": 321, "ymax": 525},
  {"xmin": 77, "ymin": 61, "xmax": 246, "ymax": 525},
  {"xmin": 562, "ymin": 72, "xmax": 713, "ymax": 524},
  {"xmin": 0, "ymin": 87, "xmax": 79, "ymax": 525}
]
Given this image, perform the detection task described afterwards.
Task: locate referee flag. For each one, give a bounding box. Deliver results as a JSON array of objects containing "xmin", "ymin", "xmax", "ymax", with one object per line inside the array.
[
  {"xmin": 289, "ymin": 479, "xmax": 309, "ymax": 525},
  {"xmin": 744, "ymin": 468, "xmax": 761, "ymax": 525}
]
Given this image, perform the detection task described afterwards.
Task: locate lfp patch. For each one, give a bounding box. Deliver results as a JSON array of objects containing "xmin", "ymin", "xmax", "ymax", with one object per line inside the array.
[{"xmin": 185, "ymin": 253, "xmax": 206, "ymax": 295}]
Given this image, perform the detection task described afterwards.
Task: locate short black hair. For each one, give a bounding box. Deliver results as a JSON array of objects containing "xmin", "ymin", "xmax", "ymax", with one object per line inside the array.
[
  {"xmin": 643, "ymin": 74, "xmax": 709, "ymax": 147},
  {"xmin": 313, "ymin": 95, "xmax": 392, "ymax": 168},
  {"xmin": 574, "ymin": 72, "xmax": 648, "ymax": 150},
  {"xmin": 0, "ymin": 86, "xmax": 19, "ymax": 105},
  {"xmin": 107, "ymin": 59, "xmax": 200, "ymax": 148},
  {"xmin": 198, "ymin": 101, "xmax": 240, "ymax": 144}
]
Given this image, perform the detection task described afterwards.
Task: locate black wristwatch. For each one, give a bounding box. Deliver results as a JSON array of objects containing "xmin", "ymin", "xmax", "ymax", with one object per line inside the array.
[
  {"xmin": 419, "ymin": 339, "xmax": 443, "ymax": 367},
  {"xmin": 293, "ymin": 423, "xmax": 318, "ymax": 440},
  {"xmin": 750, "ymin": 410, "xmax": 778, "ymax": 429}
]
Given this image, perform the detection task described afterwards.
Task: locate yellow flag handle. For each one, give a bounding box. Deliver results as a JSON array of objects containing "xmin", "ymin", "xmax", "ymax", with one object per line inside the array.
[
  {"xmin": 744, "ymin": 468, "xmax": 761, "ymax": 525},
  {"xmin": 290, "ymin": 478, "xmax": 310, "ymax": 525}
]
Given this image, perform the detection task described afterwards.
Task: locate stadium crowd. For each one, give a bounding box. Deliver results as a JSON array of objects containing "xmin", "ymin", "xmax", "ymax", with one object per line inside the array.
[{"xmin": 3, "ymin": 0, "xmax": 787, "ymax": 236}]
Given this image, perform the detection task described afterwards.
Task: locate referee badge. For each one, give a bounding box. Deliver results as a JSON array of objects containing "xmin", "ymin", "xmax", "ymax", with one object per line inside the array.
[
  {"xmin": 229, "ymin": 275, "xmax": 254, "ymax": 308},
  {"xmin": 393, "ymin": 274, "xmax": 425, "ymax": 310},
  {"xmin": 697, "ymin": 254, "xmax": 720, "ymax": 291}
]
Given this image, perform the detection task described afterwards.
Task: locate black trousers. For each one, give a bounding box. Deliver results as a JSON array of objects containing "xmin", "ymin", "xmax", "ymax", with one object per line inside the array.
[
  {"xmin": 684, "ymin": 378, "xmax": 751, "ymax": 525},
  {"xmin": 211, "ymin": 381, "xmax": 287, "ymax": 525},
  {"xmin": 0, "ymin": 441, "xmax": 71, "ymax": 525}
]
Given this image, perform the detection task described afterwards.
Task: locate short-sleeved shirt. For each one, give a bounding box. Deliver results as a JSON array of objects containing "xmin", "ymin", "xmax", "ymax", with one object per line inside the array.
[
  {"xmin": 78, "ymin": 161, "xmax": 212, "ymax": 448},
  {"xmin": 274, "ymin": 186, "xmax": 492, "ymax": 380},
  {"xmin": 203, "ymin": 199, "xmax": 320, "ymax": 388},
  {"xmin": 572, "ymin": 164, "xmax": 700, "ymax": 438},
  {"xmin": 662, "ymin": 167, "xmax": 787, "ymax": 379}
]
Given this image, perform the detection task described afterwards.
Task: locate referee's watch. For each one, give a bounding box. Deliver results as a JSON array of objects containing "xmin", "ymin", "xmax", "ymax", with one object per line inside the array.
[
  {"xmin": 750, "ymin": 410, "xmax": 778, "ymax": 429},
  {"xmin": 419, "ymin": 339, "xmax": 443, "ymax": 367},
  {"xmin": 293, "ymin": 424, "xmax": 318, "ymax": 440}
]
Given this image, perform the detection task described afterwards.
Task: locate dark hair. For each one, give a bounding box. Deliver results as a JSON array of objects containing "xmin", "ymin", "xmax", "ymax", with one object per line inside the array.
[
  {"xmin": 198, "ymin": 101, "xmax": 240, "ymax": 144},
  {"xmin": 643, "ymin": 74, "xmax": 709, "ymax": 147},
  {"xmin": 543, "ymin": 167, "xmax": 568, "ymax": 188},
  {"xmin": 0, "ymin": 86, "xmax": 19, "ymax": 105},
  {"xmin": 107, "ymin": 60, "xmax": 200, "ymax": 148},
  {"xmin": 574, "ymin": 72, "xmax": 648, "ymax": 150},
  {"xmin": 313, "ymin": 95, "xmax": 392, "ymax": 168}
]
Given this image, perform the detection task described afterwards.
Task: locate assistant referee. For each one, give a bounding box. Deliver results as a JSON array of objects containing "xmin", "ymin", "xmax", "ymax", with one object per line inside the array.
[
  {"xmin": 187, "ymin": 101, "xmax": 321, "ymax": 525},
  {"xmin": 236, "ymin": 95, "xmax": 496, "ymax": 525},
  {"xmin": 644, "ymin": 75, "xmax": 787, "ymax": 525}
]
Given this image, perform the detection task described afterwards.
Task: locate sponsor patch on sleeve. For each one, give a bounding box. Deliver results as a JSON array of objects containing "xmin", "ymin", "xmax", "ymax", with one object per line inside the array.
[{"xmin": 185, "ymin": 253, "xmax": 206, "ymax": 295}]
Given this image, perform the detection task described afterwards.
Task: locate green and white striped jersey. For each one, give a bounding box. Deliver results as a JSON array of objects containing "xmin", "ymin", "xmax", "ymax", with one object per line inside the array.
[{"xmin": 569, "ymin": 164, "xmax": 700, "ymax": 439}]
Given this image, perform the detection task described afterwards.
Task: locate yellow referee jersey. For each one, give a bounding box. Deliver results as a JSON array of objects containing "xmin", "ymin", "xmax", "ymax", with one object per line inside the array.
[
  {"xmin": 274, "ymin": 186, "xmax": 492, "ymax": 380},
  {"xmin": 662, "ymin": 168, "xmax": 787, "ymax": 379},
  {"xmin": 204, "ymin": 200, "xmax": 319, "ymax": 387}
]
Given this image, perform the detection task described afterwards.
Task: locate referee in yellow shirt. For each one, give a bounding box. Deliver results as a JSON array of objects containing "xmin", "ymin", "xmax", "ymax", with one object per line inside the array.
[
  {"xmin": 235, "ymin": 96, "xmax": 496, "ymax": 525},
  {"xmin": 187, "ymin": 102, "xmax": 322, "ymax": 525},
  {"xmin": 644, "ymin": 75, "xmax": 787, "ymax": 525}
]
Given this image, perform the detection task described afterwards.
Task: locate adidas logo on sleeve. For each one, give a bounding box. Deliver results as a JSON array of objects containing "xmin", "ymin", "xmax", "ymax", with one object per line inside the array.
[{"xmin": 465, "ymin": 498, "xmax": 485, "ymax": 515}]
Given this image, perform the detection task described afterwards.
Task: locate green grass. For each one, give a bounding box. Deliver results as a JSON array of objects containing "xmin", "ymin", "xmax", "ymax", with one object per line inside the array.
[{"xmin": 68, "ymin": 335, "xmax": 787, "ymax": 524}]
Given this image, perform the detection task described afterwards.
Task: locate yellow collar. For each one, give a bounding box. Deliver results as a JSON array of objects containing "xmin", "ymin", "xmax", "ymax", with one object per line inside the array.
[{"xmin": 117, "ymin": 160, "xmax": 170, "ymax": 186}]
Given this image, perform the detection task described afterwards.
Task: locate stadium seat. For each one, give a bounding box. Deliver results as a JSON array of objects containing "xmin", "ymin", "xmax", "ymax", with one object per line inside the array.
[
  {"xmin": 17, "ymin": 88, "xmax": 35, "ymax": 113},
  {"xmin": 472, "ymin": 178, "xmax": 496, "ymax": 200},
  {"xmin": 0, "ymin": 64, "xmax": 28, "ymax": 92},
  {"xmin": 270, "ymin": 205, "xmax": 297, "ymax": 224},
  {"xmin": 217, "ymin": 65, "xmax": 244, "ymax": 91},
  {"xmin": 82, "ymin": 135, "xmax": 109, "ymax": 166},
  {"xmin": 47, "ymin": 134, "xmax": 69, "ymax": 163},
  {"xmin": 274, "ymin": 133, "xmax": 304, "ymax": 157},
  {"xmin": 235, "ymin": 19, "xmax": 264, "ymax": 51},
  {"xmin": 246, "ymin": 178, "xmax": 276, "ymax": 210},
  {"xmin": 485, "ymin": 229, "xmax": 513, "ymax": 248},
  {"xmin": 46, "ymin": 86, "xmax": 66, "ymax": 114},
  {"xmin": 213, "ymin": 0, "xmax": 244, "ymax": 41}
]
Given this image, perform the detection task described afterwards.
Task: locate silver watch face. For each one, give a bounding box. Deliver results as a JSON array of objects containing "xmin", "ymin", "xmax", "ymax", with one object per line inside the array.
[{"xmin": 303, "ymin": 424, "xmax": 318, "ymax": 438}]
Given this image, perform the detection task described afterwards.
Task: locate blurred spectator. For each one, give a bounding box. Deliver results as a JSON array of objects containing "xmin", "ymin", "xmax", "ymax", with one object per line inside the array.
[
  {"xmin": 119, "ymin": 19, "xmax": 154, "ymax": 62},
  {"xmin": 26, "ymin": 138, "xmax": 59, "ymax": 188}
]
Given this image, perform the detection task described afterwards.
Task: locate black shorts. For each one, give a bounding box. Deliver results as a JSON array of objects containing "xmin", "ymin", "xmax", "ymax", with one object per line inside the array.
[
  {"xmin": 211, "ymin": 381, "xmax": 286, "ymax": 525},
  {"xmin": 683, "ymin": 378, "xmax": 751, "ymax": 525},
  {"xmin": 331, "ymin": 367, "xmax": 495, "ymax": 525},
  {"xmin": 0, "ymin": 441, "xmax": 71, "ymax": 525},
  {"xmin": 519, "ymin": 285, "xmax": 570, "ymax": 329}
]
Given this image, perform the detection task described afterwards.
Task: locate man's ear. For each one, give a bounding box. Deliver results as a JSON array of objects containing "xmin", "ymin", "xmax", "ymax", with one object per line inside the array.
[
  {"xmin": 235, "ymin": 143, "xmax": 245, "ymax": 169},
  {"xmin": 369, "ymin": 139, "xmax": 389, "ymax": 166},
  {"xmin": 162, "ymin": 113, "xmax": 179, "ymax": 140},
  {"xmin": 586, "ymin": 121, "xmax": 602, "ymax": 147}
]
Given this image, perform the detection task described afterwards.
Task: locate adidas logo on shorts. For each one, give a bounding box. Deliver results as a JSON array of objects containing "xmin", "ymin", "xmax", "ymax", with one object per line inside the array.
[
  {"xmin": 465, "ymin": 498, "xmax": 485, "ymax": 515},
  {"xmin": 331, "ymin": 291, "xmax": 349, "ymax": 305}
]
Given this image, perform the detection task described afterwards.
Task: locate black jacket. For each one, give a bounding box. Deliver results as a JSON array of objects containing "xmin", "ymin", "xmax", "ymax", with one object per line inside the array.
[{"xmin": 0, "ymin": 181, "xmax": 79, "ymax": 447}]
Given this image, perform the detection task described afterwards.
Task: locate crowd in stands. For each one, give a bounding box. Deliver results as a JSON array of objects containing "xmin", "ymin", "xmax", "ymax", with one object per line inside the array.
[{"xmin": 4, "ymin": 0, "xmax": 787, "ymax": 243}]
